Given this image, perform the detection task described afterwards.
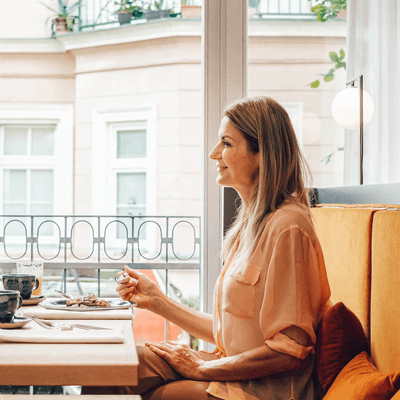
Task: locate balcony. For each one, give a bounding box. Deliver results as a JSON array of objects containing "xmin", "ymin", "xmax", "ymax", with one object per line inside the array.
[{"xmin": 75, "ymin": 0, "xmax": 318, "ymax": 33}]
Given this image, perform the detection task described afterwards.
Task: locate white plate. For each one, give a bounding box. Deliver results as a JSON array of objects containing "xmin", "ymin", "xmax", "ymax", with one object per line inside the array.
[
  {"xmin": 22, "ymin": 295, "xmax": 46, "ymax": 306},
  {"xmin": 0, "ymin": 316, "xmax": 31, "ymax": 329},
  {"xmin": 39, "ymin": 298, "xmax": 136, "ymax": 311}
]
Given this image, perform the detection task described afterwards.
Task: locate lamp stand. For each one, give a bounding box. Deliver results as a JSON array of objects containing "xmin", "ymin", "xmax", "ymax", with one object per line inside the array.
[{"xmin": 347, "ymin": 74, "xmax": 364, "ymax": 185}]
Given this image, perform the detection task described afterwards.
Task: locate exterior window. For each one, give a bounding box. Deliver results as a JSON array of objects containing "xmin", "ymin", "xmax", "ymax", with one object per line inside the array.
[
  {"xmin": 1, "ymin": 125, "xmax": 56, "ymax": 217},
  {"xmin": 107, "ymin": 121, "xmax": 155, "ymax": 244},
  {"xmin": 111, "ymin": 122, "xmax": 149, "ymax": 219}
]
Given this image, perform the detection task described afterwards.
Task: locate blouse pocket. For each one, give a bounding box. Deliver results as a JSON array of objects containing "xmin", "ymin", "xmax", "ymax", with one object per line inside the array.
[{"xmin": 222, "ymin": 264, "xmax": 261, "ymax": 319}]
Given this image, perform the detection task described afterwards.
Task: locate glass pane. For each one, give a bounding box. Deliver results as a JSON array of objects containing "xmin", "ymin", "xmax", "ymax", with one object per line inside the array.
[
  {"xmin": 3, "ymin": 204, "xmax": 27, "ymax": 215},
  {"xmin": 4, "ymin": 127, "xmax": 28, "ymax": 155},
  {"xmin": 31, "ymin": 170, "xmax": 54, "ymax": 202},
  {"xmin": 31, "ymin": 204, "xmax": 53, "ymax": 216},
  {"xmin": 32, "ymin": 126, "xmax": 55, "ymax": 155},
  {"xmin": 3, "ymin": 170, "xmax": 27, "ymax": 201},
  {"xmin": 248, "ymin": 0, "xmax": 346, "ymax": 187},
  {"xmin": 117, "ymin": 173, "xmax": 146, "ymax": 206},
  {"xmin": 117, "ymin": 130, "xmax": 146, "ymax": 158}
]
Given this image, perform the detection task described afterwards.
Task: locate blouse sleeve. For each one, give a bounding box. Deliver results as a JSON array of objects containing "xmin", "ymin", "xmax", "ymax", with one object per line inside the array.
[{"xmin": 259, "ymin": 225, "xmax": 331, "ymax": 349}]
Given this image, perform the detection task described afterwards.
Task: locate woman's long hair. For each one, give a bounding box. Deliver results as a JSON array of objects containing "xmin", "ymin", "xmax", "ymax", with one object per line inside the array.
[{"xmin": 222, "ymin": 96, "xmax": 312, "ymax": 262}]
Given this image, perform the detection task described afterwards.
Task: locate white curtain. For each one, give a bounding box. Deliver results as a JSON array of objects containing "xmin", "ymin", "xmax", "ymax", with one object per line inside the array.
[{"xmin": 344, "ymin": 0, "xmax": 400, "ymax": 185}]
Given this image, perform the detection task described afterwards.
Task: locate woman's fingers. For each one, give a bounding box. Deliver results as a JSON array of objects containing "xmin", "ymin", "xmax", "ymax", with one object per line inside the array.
[
  {"xmin": 117, "ymin": 284, "xmax": 135, "ymax": 297},
  {"xmin": 124, "ymin": 265, "xmax": 144, "ymax": 279},
  {"xmin": 147, "ymin": 342, "xmax": 175, "ymax": 351},
  {"xmin": 149, "ymin": 345, "xmax": 171, "ymax": 361}
]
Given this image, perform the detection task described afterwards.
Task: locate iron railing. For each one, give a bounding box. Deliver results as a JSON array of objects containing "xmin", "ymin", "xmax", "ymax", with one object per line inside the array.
[
  {"xmin": 0, "ymin": 214, "xmax": 201, "ymax": 299},
  {"xmin": 77, "ymin": 0, "xmax": 318, "ymax": 32},
  {"xmin": 78, "ymin": 0, "xmax": 182, "ymax": 31},
  {"xmin": 254, "ymin": 0, "xmax": 317, "ymax": 18}
]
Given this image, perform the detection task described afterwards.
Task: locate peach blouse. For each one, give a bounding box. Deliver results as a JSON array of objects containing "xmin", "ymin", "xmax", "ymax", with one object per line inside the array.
[{"xmin": 207, "ymin": 201, "xmax": 331, "ymax": 400}]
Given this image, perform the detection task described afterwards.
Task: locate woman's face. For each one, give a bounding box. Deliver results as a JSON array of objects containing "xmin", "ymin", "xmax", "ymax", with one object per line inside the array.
[{"xmin": 209, "ymin": 116, "xmax": 260, "ymax": 203}]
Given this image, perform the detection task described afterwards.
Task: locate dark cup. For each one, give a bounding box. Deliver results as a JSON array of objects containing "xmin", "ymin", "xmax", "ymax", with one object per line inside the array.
[
  {"xmin": 2, "ymin": 274, "xmax": 39, "ymax": 300},
  {"xmin": 0, "ymin": 290, "xmax": 23, "ymax": 323}
]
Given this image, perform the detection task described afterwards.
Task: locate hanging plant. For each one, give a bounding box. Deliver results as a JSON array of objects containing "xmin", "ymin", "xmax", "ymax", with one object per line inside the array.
[{"xmin": 308, "ymin": 0, "xmax": 347, "ymax": 88}]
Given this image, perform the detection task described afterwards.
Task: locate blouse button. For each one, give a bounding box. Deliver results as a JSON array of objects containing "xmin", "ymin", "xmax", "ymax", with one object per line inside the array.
[{"xmin": 236, "ymin": 272, "xmax": 241, "ymax": 278}]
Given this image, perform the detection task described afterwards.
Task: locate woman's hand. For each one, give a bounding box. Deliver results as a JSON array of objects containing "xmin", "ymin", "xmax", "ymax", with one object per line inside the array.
[
  {"xmin": 116, "ymin": 266, "xmax": 163, "ymax": 311},
  {"xmin": 146, "ymin": 341, "xmax": 207, "ymax": 381}
]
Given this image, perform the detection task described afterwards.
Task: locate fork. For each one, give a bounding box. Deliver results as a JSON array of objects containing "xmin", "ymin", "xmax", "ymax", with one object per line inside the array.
[
  {"xmin": 115, "ymin": 273, "xmax": 129, "ymax": 283},
  {"xmin": 31, "ymin": 315, "xmax": 73, "ymax": 331},
  {"xmin": 31, "ymin": 315, "xmax": 112, "ymax": 331}
]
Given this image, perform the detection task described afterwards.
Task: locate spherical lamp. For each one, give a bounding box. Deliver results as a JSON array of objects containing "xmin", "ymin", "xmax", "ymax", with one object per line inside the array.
[{"xmin": 331, "ymin": 86, "xmax": 375, "ymax": 130}]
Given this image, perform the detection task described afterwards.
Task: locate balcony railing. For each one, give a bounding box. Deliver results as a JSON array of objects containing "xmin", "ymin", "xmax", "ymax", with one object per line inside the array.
[
  {"xmin": 254, "ymin": 0, "xmax": 317, "ymax": 18},
  {"xmin": 0, "ymin": 214, "xmax": 201, "ymax": 300},
  {"xmin": 78, "ymin": 0, "xmax": 182, "ymax": 31},
  {"xmin": 77, "ymin": 0, "xmax": 318, "ymax": 32}
]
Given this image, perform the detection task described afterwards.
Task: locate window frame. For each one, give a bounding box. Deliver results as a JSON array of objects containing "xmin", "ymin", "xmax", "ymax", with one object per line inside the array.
[
  {"xmin": 201, "ymin": 0, "xmax": 248, "ymax": 349},
  {"xmin": 92, "ymin": 105, "xmax": 157, "ymax": 216},
  {"xmin": 0, "ymin": 104, "xmax": 74, "ymax": 217},
  {"xmin": 110, "ymin": 122, "xmax": 149, "ymax": 218}
]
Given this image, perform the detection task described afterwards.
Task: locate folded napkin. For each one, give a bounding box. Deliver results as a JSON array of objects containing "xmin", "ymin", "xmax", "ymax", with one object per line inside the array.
[
  {"xmin": 23, "ymin": 307, "xmax": 133, "ymax": 320},
  {"xmin": 0, "ymin": 325, "xmax": 125, "ymax": 344}
]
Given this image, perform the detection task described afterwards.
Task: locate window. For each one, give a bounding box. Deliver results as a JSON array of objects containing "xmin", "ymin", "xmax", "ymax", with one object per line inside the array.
[
  {"xmin": 0, "ymin": 105, "xmax": 73, "ymax": 254},
  {"xmin": 247, "ymin": 0, "xmax": 347, "ymax": 188},
  {"xmin": 1, "ymin": 125, "xmax": 56, "ymax": 218},
  {"xmin": 0, "ymin": 105, "xmax": 73, "ymax": 217},
  {"xmin": 111, "ymin": 122, "xmax": 148, "ymax": 220},
  {"xmin": 92, "ymin": 106, "xmax": 156, "ymax": 216}
]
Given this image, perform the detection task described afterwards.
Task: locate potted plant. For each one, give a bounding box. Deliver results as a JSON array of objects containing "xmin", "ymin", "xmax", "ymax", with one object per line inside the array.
[
  {"xmin": 116, "ymin": 0, "xmax": 143, "ymax": 25},
  {"xmin": 181, "ymin": 0, "xmax": 201, "ymax": 18},
  {"xmin": 40, "ymin": 0, "xmax": 81, "ymax": 34},
  {"xmin": 143, "ymin": 0, "xmax": 171, "ymax": 20}
]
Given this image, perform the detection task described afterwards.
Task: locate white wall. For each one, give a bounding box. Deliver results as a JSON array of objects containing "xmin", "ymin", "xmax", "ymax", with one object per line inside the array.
[{"xmin": 0, "ymin": 0, "xmax": 58, "ymax": 39}]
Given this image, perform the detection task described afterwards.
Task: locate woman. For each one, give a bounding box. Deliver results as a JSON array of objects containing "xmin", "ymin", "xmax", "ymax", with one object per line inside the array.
[{"xmin": 86, "ymin": 96, "xmax": 331, "ymax": 399}]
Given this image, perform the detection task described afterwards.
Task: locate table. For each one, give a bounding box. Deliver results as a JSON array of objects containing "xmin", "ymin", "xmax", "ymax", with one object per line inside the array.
[{"xmin": 0, "ymin": 310, "xmax": 138, "ymax": 387}]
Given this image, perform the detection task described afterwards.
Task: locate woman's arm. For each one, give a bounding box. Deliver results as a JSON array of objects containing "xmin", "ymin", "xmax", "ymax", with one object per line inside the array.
[
  {"xmin": 153, "ymin": 290, "xmax": 215, "ymax": 344},
  {"xmin": 199, "ymin": 342, "xmax": 303, "ymax": 381},
  {"xmin": 116, "ymin": 266, "xmax": 215, "ymax": 344},
  {"xmin": 148, "ymin": 325, "xmax": 310, "ymax": 381}
]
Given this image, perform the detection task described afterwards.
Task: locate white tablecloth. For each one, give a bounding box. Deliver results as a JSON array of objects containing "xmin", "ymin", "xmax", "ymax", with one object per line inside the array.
[
  {"xmin": 0, "ymin": 324, "xmax": 125, "ymax": 343},
  {"xmin": 23, "ymin": 306, "xmax": 133, "ymax": 320}
]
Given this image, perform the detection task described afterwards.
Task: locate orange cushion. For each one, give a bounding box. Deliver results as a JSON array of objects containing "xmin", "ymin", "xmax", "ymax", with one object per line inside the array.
[
  {"xmin": 370, "ymin": 210, "xmax": 400, "ymax": 374},
  {"xmin": 311, "ymin": 207, "xmax": 377, "ymax": 341},
  {"xmin": 324, "ymin": 352, "xmax": 400, "ymax": 400},
  {"xmin": 315, "ymin": 302, "xmax": 368, "ymax": 393},
  {"xmin": 391, "ymin": 390, "xmax": 400, "ymax": 399}
]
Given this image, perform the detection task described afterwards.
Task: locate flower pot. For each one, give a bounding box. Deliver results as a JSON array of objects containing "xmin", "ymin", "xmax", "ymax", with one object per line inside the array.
[
  {"xmin": 53, "ymin": 16, "xmax": 74, "ymax": 33},
  {"xmin": 117, "ymin": 11, "xmax": 132, "ymax": 25},
  {"xmin": 145, "ymin": 9, "xmax": 171, "ymax": 20},
  {"xmin": 181, "ymin": 5, "xmax": 202, "ymax": 18}
]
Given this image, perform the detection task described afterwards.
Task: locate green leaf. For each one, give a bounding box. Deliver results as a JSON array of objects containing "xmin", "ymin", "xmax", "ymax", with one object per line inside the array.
[
  {"xmin": 329, "ymin": 51, "xmax": 339, "ymax": 62},
  {"xmin": 324, "ymin": 74, "xmax": 335, "ymax": 82},
  {"xmin": 339, "ymin": 48, "xmax": 345, "ymax": 60},
  {"xmin": 335, "ymin": 61, "xmax": 346, "ymax": 69},
  {"xmin": 311, "ymin": 80, "xmax": 320, "ymax": 88},
  {"xmin": 309, "ymin": 0, "xmax": 346, "ymax": 22},
  {"xmin": 66, "ymin": 15, "xmax": 75, "ymax": 30}
]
